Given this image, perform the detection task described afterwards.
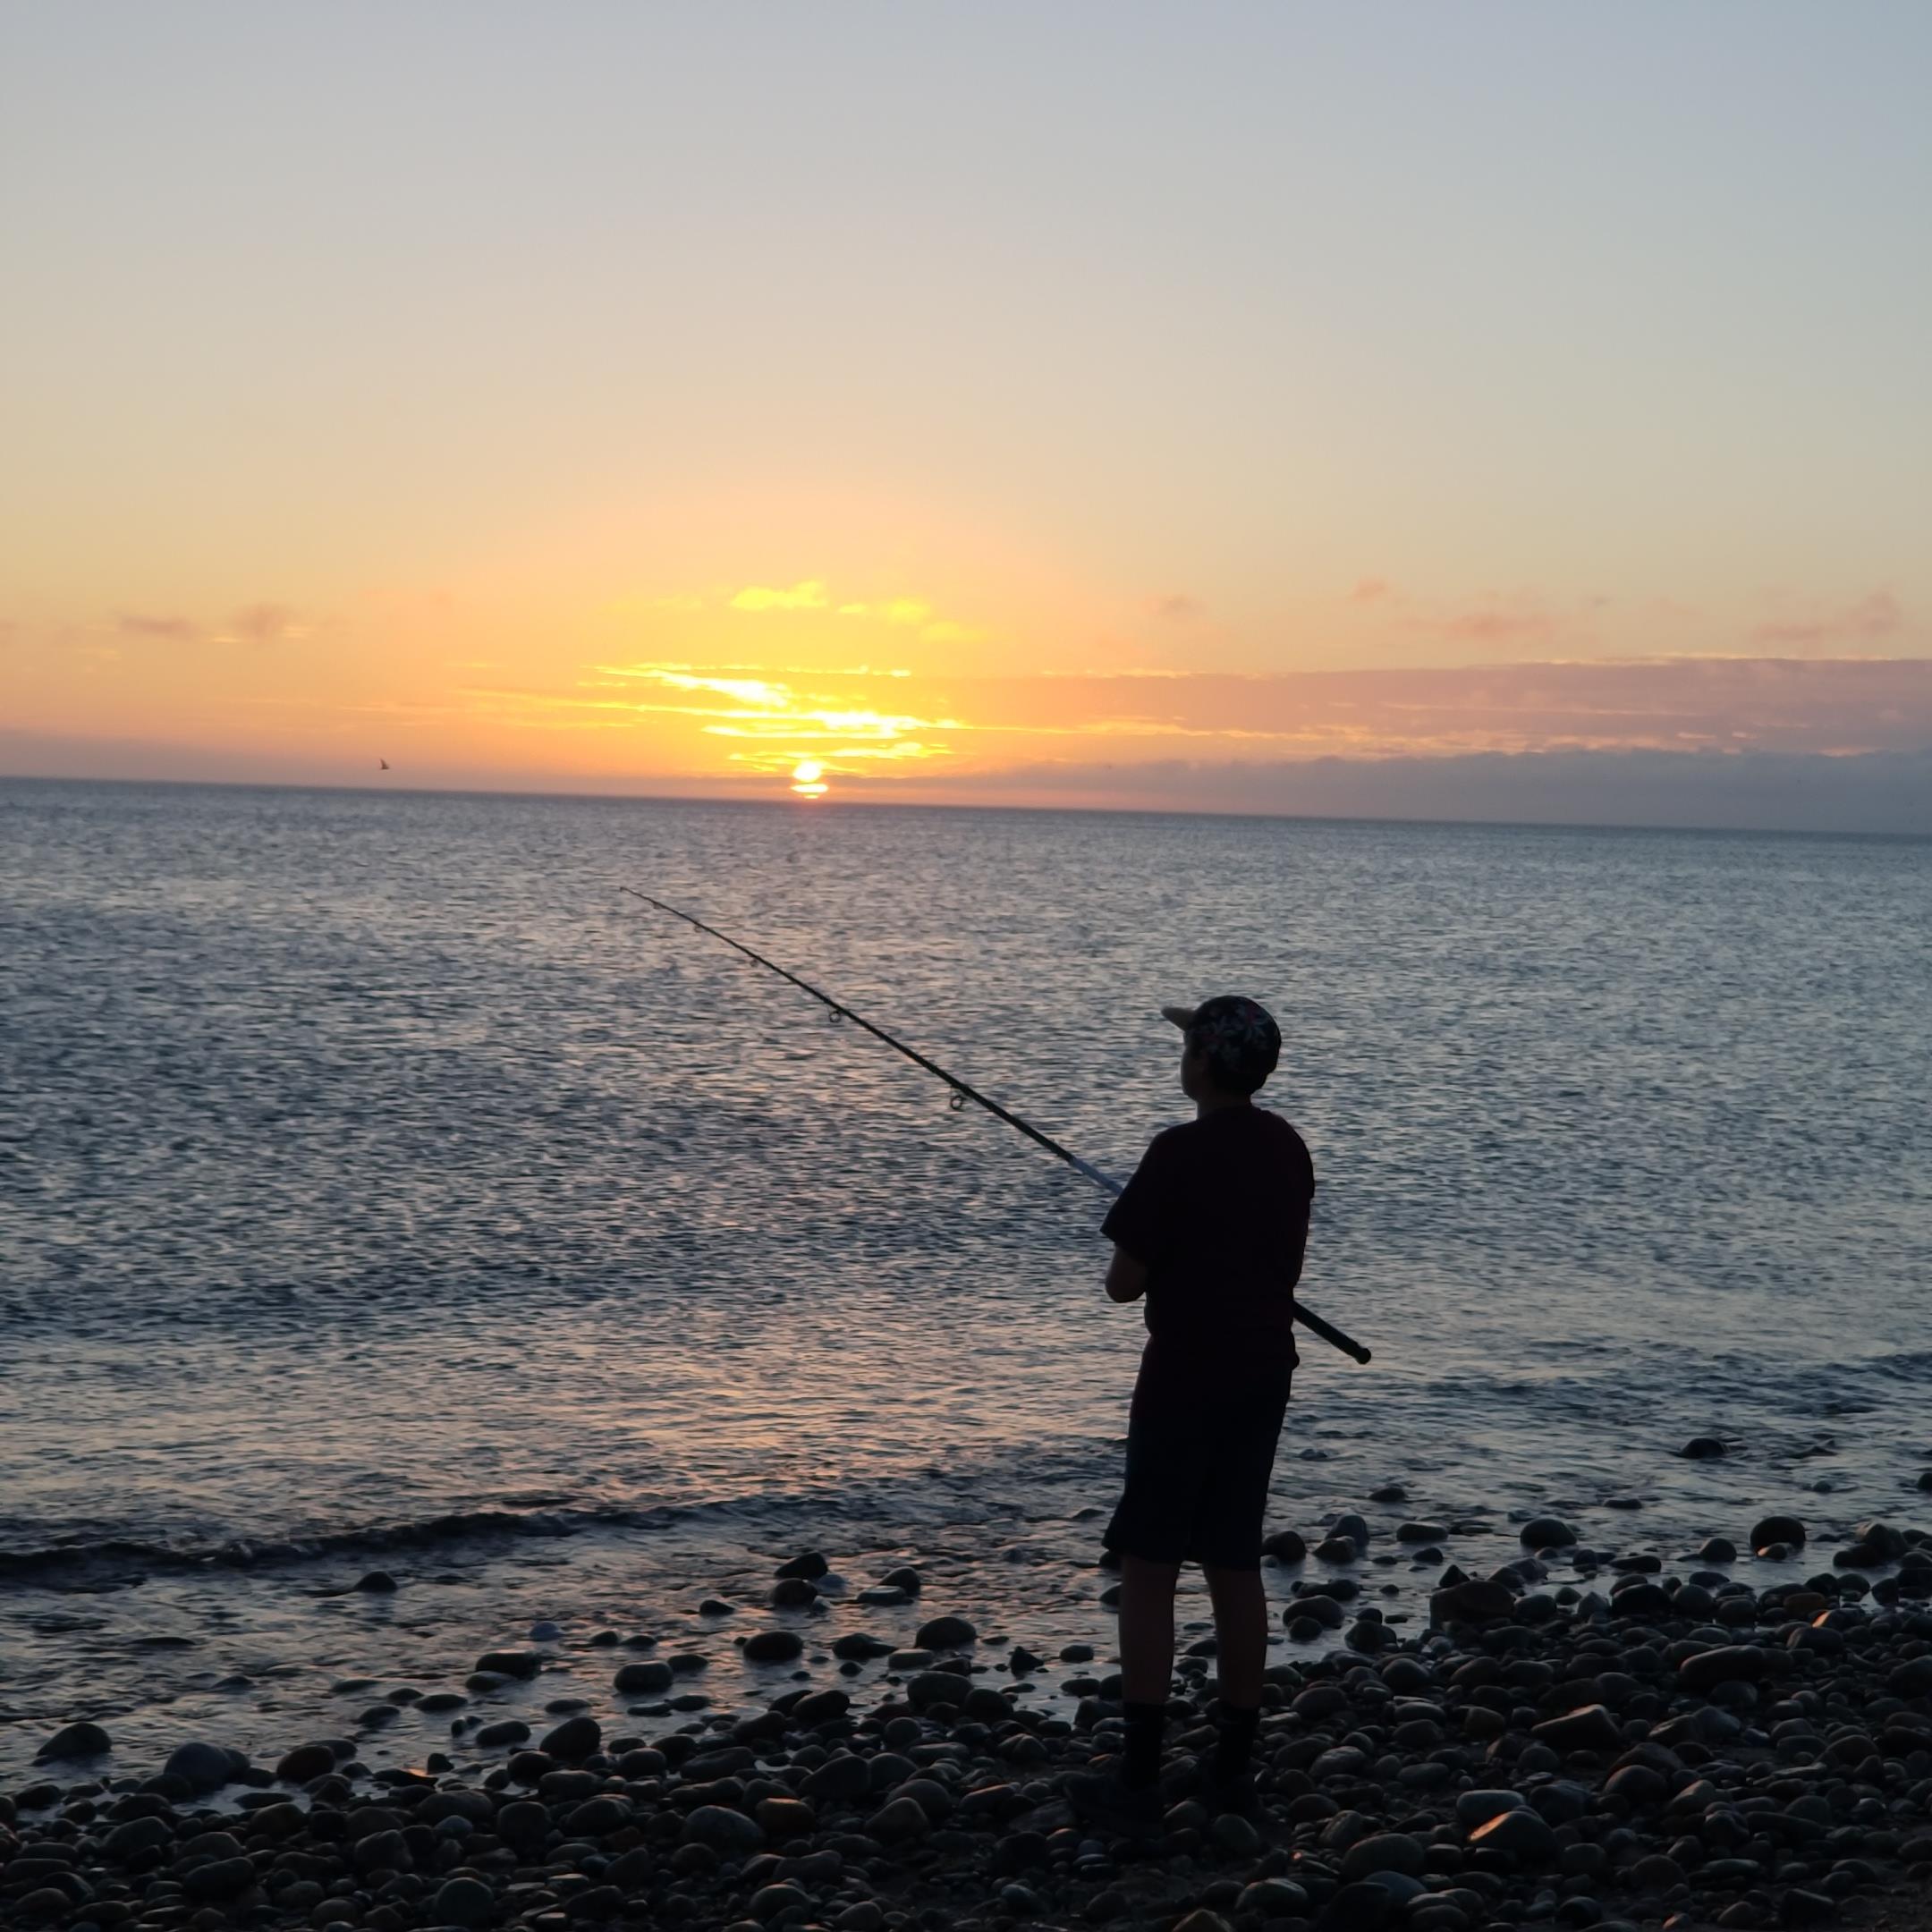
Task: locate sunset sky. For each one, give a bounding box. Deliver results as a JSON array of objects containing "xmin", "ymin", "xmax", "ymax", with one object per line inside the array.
[{"xmin": 4, "ymin": 3, "xmax": 1930, "ymax": 826}]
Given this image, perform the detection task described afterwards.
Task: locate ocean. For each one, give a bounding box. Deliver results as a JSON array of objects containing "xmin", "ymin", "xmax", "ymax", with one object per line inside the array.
[{"xmin": 2, "ymin": 777, "xmax": 1928, "ymax": 1779}]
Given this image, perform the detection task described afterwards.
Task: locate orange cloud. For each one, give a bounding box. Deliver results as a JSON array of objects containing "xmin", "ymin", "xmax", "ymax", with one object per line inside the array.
[
  {"xmin": 453, "ymin": 655, "xmax": 1932, "ymax": 801},
  {"xmin": 116, "ymin": 613, "xmax": 199, "ymax": 640},
  {"xmin": 1750, "ymin": 590, "xmax": 1902, "ymax": 650},
  {"xmin": 728, "ymin": 580, "xmax": 830, "ymax": 612}
]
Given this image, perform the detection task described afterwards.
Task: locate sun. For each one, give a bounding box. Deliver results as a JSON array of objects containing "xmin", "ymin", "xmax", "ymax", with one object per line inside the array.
[{"xmin": 790, "ymin": 758, "xmax": 828, "ymax": 798}]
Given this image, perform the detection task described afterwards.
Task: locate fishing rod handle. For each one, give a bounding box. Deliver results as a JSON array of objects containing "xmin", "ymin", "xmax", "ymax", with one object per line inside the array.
[{"xmin": 1292, "ymin": 1300, "xmax": 1372, "ymax": 1365}]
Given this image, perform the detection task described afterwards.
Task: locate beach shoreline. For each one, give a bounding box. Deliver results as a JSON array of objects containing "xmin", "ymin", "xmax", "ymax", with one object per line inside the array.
[{"xmin": 9, "ymin": 1496, "xmax": 1932, "ymax": 1932}]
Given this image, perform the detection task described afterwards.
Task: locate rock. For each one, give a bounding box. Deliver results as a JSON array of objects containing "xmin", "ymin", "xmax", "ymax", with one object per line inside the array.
[
  {"xmin": 1455, "ymin": 1790, "xmax": 1526, "ymax": 1829},
  {"xmin": 420, "ymin": 1790, "xmax": 494, "ymax": 1824},
  {"xmin": 775, "ymin": 1549, "xmax": 829, "ymax": 1579},
  {"xmin": 770, "ymin": 1577, "xmax": 818, "ymax": 1607},
  {"xmin": 1173, "ymin": 1914, "xmax": 1234, "ymax": 1932},
  {"xmin": 1210, "ymin": 1811, "xmax": 1261, "ymax": 1856},
  {"xmin": 1603, "ymin": 1764, "xmax": 1668, "ymax": 1805},
  {"xmin": 831, "ymin": 1631, "xmax": 894, "ymax": 1660},
  {"xmin": 755, "ymin": 1796, "xmax": 816, "ymax": 1839},
  {"xmin": 564, "ymin": 1795, "xmax": 632, "ymax": 1836},
  {"xmin": 880, "ymin": 1564, "xmax": 921, "ymax": 1593},
  {"xmin": 1629, "ymin": 1852, "xmax": 1684, "ymax": 1889},
  {"xmin": 496, "ymin": 1800, "xmax": 550, "ymax": 1852},
  {"xmin": 182, "ymin": 1855, "xmax": 257, "ymax": 1899},
  {"xmin": 1853, "ymin": 1518, "xmax": 1908, "ymax": 1557},
  {"xmin": 1398, "ymin": 1521, "xmax": 1450, "ymax": 1542},
  {"xmin": 36, "ymin": 1721, "xmax": 111, "ymax": 1760},
  {"xmin": 1316, "ymin": 1537, "xmax": 1363, "ymax": 1563},
  {"xmin": 1679, "ymin": 1644, "xmax": 1767, "ymax": 1692},
  {"xmin": 475, "ymin": 1718, "xmax": 531, "ymax": 1746},
  {"xmin": 540, "ymin": 1715, "xmax": 601, "ymax": 1759},
  {"xmin": 1341, "ymin": 1833, "xmax": 1426, "ymax": 1880},
  {"xmin": 352, "ymin": 1826, "xmax": 410, "ymax": 1872},
  {"xmin": 474, "ymin": 1648, "xmax": 541, "ymax": 1679},
  {"xmin": 1332, "ymin": 1512, "xmax": 1370, "ymax": 1548},
  {"xmin": 1680, "ymin": 1436, "xmax": 1726, "ymax": 1459},
  {"xmin": 906, "ymin": 1671, "xmax": 970, "ymax": 1711},
  {"xmin": 433, "ymin": 1877, "xmax": 496, "ymax": 1928},
  {"xmin": 1778, "ymin": 1893, "xmax": 1836, "ymax": 1925},
  {"xmin": 1531, "ymin": 1704, "xmax": 1624, "ymax": 1753},
  {"xmin": 605, "ymin": 1847, "xmax": 654, "ymax": 1891},
  {"xmin": 867, "ymin": 1794, "xmax": 930, "ymax": 1843},
  {"xmin": 1608, "ymin": 1580, "xmax": 1673, "ymax": 1619},
  {"xmin": 682, "ymin": 1804, "xmax": 764, "ymax": 1854},
  {"xmin": 1240, "ymin": 1880, "xmax": 1310, "ymax": 1915},
  {"xmin": 742, "ymin": 1629, "xmax": 804, "ymax": 1663},
  {"xmin": 1312, "ymin": 1882, "xmax": 1392, "ymax": 1931},
  {"xmin": 792, "ymin": 1686, "xmax": 851, "ymax": 1725},
  {"xmin": 1521, "ymin": 1516, "xmax": 1576, "ymax": 1547},
  {"xmin": 1262, "ymin": 1529, "xmax": 1308, "ymax": 1563},
  {"xmin": 164, "ymin": 1741, "xmax": 238, "ymax": 1792},
  {"xmin": 104, "ymin": 1815, "xmax": 175, "ymax": 1860},
  {"xmin": 1697, "ymin": 1538, "xmax": 1738, "ymax": 1563},
  {"xmin": 1431, "ymin": 1578, "xmax": 1516, "ymax": 1623},
  {"xmin": 1750, "ymin": 1514, "xmax": 1807, "ymax": 1552},
  {"xmin": 1468, "ymin": 1806, "xmax": 1559, "ymax": 1861},
  {"xmin": 354, "ymin": 1570, "xmax": 397, "ymax": 1591},
  {"xmin": 914, "ymin": 1614, "xmax": 976, "ymax": 1649},
  {"xmin": 804, "ymin": 1754, "xmax": 872, "ymax": 1802},
  {"xmin": 1887, "ymin": 1657, "xmax": 1932, "ymax": 1698},
  {"xmin": 891, "ymin": 1776, "xmax": 957, "ymax": 1822},
  {"xmin": 275, "ymin": 1742, "xmax": 336, "ymax": 1783},
  {"xmin": 614, "ymin": 1660, "xmax": 674, "ymax": 1693}
]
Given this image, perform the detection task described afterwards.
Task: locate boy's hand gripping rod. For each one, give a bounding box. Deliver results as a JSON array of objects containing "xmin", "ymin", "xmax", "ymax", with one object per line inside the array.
[{"xmin": 623, "ymin": 887, "xmax": 1372, "ymax": 1365}]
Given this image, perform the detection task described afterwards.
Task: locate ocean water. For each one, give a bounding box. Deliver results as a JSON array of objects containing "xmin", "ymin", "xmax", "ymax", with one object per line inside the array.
[{"xmin": 2, "ymin": 778, "xmax": 1929, "ymax": 1778}]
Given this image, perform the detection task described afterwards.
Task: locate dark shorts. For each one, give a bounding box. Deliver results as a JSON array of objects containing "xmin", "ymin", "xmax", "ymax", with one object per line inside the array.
[{"xmin": 1102, "ymin": 1366, "xmax": 1291, "ymax": 1572}]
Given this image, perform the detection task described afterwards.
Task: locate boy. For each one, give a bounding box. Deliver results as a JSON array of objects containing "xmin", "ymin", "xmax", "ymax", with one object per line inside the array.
[{"xmin": 1068, "ymin": 994, "xmax": 1314, "ymax": 1833}]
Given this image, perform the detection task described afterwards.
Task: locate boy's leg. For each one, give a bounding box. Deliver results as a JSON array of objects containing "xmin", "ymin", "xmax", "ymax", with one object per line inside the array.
[
  {"xmin": 1202, "ymin": 1562, "xmax": 1267, "ymax": 1784},
  {"xmin": 1202, "ymin": 1563, "xmax": 1267, "ymax": 1707},
  {"xmin": 1118, "ymin": 1552, "xmax": 1181, "ymax": 1704},
  {"xmin": 1066, "ymin": 1550, "xmax": 1179, "ymax": 1830},
  {"xmin": 1118, "ymin": 1553, "xmax": 1180, "ymax": 1791}
]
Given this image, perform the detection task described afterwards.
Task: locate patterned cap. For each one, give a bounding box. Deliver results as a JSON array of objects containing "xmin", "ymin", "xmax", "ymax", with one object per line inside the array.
[{"xmin": 1160, "ymin": 994, "xmax": 1282, "ymax": 1087}]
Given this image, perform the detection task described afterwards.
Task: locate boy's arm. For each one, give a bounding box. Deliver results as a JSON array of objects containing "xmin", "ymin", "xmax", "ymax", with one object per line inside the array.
[{"xmin": 1104, "ymin": 1243, "xmax": 1149, "ymax": 1304}]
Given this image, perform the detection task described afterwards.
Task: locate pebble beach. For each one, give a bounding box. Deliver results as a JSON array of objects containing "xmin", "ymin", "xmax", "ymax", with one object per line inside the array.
[{"xmin": 11, "ymin": 1485, "xmax": 1932, "ymax": 1932}]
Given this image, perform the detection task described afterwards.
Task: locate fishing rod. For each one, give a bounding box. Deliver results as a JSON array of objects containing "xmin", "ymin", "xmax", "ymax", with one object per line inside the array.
[{"xmin": 622, "ymin": 886, "xmax": 1371, "ymax": 1365}]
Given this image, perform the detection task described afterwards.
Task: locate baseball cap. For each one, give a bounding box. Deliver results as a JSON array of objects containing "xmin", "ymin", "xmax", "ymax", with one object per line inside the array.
[{"xmin": 1160, "ymin": 994, "xmax": 1282, "ymax": 1091}]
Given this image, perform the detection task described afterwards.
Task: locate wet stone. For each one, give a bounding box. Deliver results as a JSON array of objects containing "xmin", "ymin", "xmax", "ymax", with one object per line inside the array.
[
  {"xmin": 913, "ymin": 1614, "xmax": 976, "ymax": 1649},
  {"xmin": 743, "ymin": 1630, "xmax": 804, "ymax": 1664},
  {"xmin": 1521, "ymin": 1517, "xmax": 1577, "ymax": 1548},
  {"xmin": 36, "ymin": 1722, "xmax": 112, "ymax": 1761}
]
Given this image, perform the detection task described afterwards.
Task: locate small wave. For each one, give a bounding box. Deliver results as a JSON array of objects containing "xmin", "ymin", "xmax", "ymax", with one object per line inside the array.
[
  {"xmin": 0, "ymin": 1504, "xmax": 670, "ymax": 1587},
  {"xmin": 0, "ymin": 1434, "xmax": 1123, "ymax": 1590}
]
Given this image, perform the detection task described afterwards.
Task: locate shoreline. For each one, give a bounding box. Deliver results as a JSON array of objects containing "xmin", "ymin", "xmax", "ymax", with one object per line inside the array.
[{"xmin": 9, "ymin": 1505, "xmax": 1932, "ymax": 1932}]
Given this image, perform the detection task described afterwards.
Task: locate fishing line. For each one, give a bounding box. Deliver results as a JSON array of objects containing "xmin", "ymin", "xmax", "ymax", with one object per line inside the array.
[{"xmin": 623, "ymin": 886, "xmax": 1369, "ymax": 1363}]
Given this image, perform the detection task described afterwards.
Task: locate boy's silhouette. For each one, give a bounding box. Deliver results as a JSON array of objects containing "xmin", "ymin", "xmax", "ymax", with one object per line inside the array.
[{"xmin": 1068, "ymin": 994, "xmax": 1314, "ymax": 1831}]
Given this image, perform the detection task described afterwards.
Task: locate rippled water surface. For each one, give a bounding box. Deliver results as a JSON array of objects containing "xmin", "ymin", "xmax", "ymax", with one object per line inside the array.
[{"xmin": 2, "ymin": 779, "xmax": 1929, "ymax": 1774}]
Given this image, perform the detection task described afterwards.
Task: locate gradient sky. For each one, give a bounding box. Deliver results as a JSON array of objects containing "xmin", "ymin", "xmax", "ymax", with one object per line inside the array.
[{"xmin": 4, "ymin": 2, "xmax": 1929, "ymax": 823}]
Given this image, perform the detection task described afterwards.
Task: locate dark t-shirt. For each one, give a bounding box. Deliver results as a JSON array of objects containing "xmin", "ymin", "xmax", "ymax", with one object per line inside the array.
[{"xmin": 1100, "ymin": 1104, "xmax": 1315, "ymax": 1394}]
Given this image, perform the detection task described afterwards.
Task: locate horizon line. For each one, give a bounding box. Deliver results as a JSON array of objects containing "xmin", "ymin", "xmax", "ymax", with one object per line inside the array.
[{"xmin": 4, "ymin": 767, "xmax": 1928, "ymax": 848}]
